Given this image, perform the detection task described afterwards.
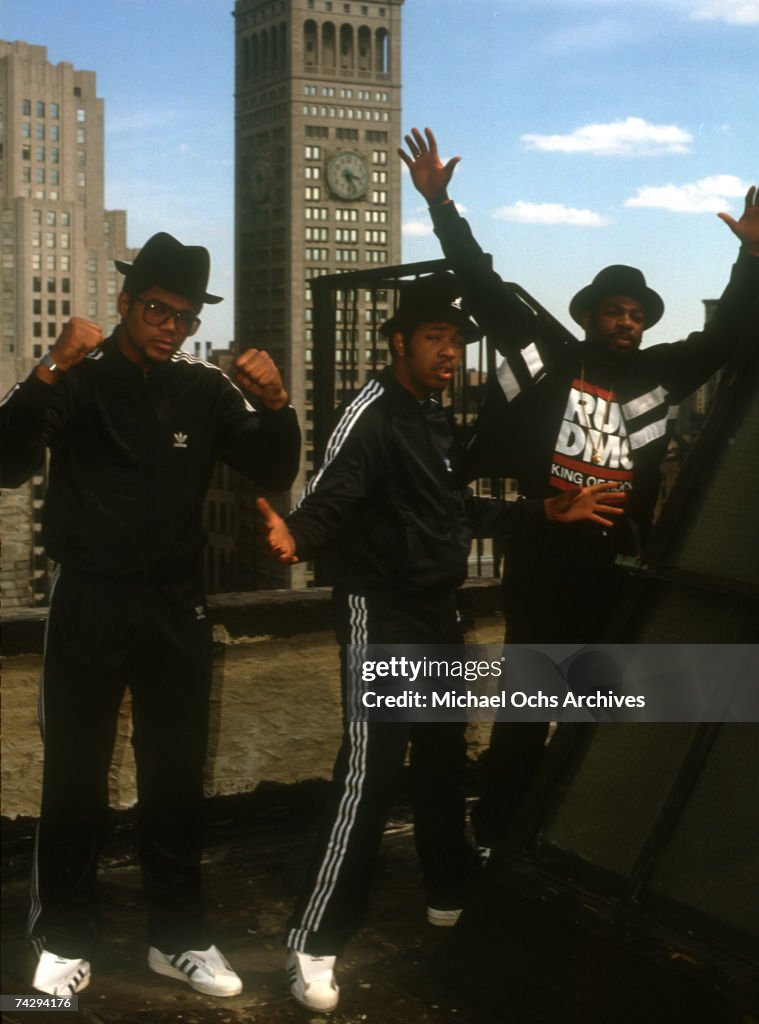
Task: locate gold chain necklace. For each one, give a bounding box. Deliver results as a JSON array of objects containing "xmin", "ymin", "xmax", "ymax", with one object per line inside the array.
[{"xmin": 578, "ymin": 361, "xmax": 614, "ymax": 466}]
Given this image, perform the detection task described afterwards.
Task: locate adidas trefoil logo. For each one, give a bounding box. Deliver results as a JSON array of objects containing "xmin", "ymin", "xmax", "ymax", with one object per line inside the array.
[
  {"xmin": 451, "ymin": 296, "xmax": 463, "ymax": 310},
  {"xmin": 173, "ymin": 432, "xmax": 188, "ymax": 448},
  {"xmin": 194, "ymin": 604, "xmax": 206, "ymax": 621}
]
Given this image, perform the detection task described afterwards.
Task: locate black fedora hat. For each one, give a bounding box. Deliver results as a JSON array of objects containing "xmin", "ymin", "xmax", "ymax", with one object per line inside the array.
[
  {"xmin": 114, "ymin": 232, "xmax": 223, "ymax": 305},
  {"xmin": 380, "ymin": 272, "xmax": 482, "ymax": 341},
  {"xmin": 569, "ymin": 265, "xmax": 663, "ymax": 328}
]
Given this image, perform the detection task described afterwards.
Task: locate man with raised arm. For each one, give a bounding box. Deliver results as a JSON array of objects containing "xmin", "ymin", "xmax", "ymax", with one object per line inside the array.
[
  {"xmin": 399, "ymin": 127, "xmax": 759, "ymax": 855},
  {"xmin": 0, "ymin": 231, "xmax": 300, "ymax": 999}
]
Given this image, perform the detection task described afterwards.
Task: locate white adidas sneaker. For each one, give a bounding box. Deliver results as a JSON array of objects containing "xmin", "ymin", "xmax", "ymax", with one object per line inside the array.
[
  {"xmin": 287, "ymin": 949, "xmax": 339, "ymax": 1012},
  {"xmin": 426, "ymin": 905, "xmax": 463, "ymax": 927},
  {"xmin": 147, "ymin": 944, "xmax": 242, "ymax": 997},
  {"xmin": 32, "ymin": 950, "xmax": 91, "ymax": 996}
]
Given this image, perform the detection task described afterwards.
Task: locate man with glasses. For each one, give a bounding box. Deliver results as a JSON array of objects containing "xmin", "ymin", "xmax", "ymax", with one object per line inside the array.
[{"xmin": 0, "ymin": 232, "xmax": 300, "ymax": 999}]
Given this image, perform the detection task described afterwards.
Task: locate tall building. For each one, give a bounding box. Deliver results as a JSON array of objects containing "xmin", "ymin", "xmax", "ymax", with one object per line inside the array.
[
  {"xmin": 233, "ymin": 0, "xmax": 404, "ymax": 586},
  {"xmin": 0, "ymin": 40, "xmax": 136, "ymax": 606}
]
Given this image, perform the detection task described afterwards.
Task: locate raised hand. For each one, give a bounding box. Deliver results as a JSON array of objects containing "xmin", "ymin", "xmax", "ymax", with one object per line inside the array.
[
  {"xmin": 36, "ymin": 318, "xmax": 104, "ymax": 382},
  {"xmin": 398, "ymin": 127, "xmax": 460, "ymax": 205},
  {"xmin": 235, "ymin": 349, "xmax": 289, "ymax": 410},
  {"xmin": 256, "ymin": 497, "xmax": 299, "ymax": 563},
  {"xmin": 718, "ymin": 185, "xmax": 759, "ymax": 257},
  {"xmin": 545, "ymin": 482, "xmax": 628, "ymax": 528}
]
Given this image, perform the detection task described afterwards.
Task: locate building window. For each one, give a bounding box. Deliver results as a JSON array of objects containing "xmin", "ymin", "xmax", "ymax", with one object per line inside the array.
[
  {"xmin": 35, "ymin": 145, "xmax": 45, "ymax": 161},
  {"xmin": 22, "ymin": 99, "xmax": 31, "ymax": 115},
  {"xmin": 35, "ymin": 123, "xmax": 45, "ymax": 139},
  {"xmin": 47, "ymin": 300, "xmax": 56, "ymax": 315},
  {"xmin": 46, "ymin": 211, "xmax": 56, "ymax": 226},
  {"xmin": 48, "ymin": 322, "xmax": 57, "ymax": 338},
  {"xmin": 77, "ymin": 108, "xmax": 86, "ymax": 122},
  {"xmin": 77, "ymin": 127, "xmax": 86, "ymax": 144},
  {"xmin": 305, "ymin": 144, "xmax": 321, "ymax": 159},
  {"xmin": 36, "ymin": 100, "xmax": 45, "ymax": 117},
  {"xmin": 33, "ymin": 299, "xmax": 41, "ymax": 315},
  {"xmin": 33, "ymin": 277, "xmax": 41, "ymax": 292},
  {"xmin": 50, "ymin": 148, "xmax": 59, "ymax": 163},
  {"xmin": 47, "ymin": 277, "xmax": 56, "ymax": 293},
  {"xmin": 50, "ymin": 102, "xmax": 59, "ymax": 118},
  {"xmin": 46, "ymin": 232, "xmax": 55, "ymax": 248}
]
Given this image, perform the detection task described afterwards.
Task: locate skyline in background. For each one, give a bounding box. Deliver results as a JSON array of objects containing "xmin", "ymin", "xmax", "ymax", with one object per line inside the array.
[{"xmin": 1, "ymin": 0, "xmax": 757, "ymax": 349}]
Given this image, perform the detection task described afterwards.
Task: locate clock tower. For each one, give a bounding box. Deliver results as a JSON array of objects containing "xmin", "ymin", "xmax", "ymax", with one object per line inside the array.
[{"xmin": 234, "ymin": 0, "xmax": 404, "ymax": 586}]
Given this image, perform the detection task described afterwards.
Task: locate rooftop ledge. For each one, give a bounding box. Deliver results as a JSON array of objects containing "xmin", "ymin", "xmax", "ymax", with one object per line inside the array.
[
  {"xmin": 1, "ymin": 579, "xmax": 503, "ymax": 822},
  {"xmin": 0, "ymin": 577, "xmax": 504, "ymax": 654}
]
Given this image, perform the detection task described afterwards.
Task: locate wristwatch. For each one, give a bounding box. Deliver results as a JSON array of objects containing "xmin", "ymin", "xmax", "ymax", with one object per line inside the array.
[{"xmin": 39, "ymin": 351, "xmax": 60, "ymax": 374}]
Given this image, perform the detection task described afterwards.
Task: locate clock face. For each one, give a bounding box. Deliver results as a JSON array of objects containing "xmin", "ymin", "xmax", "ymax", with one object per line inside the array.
[
  {"xmin": 326, "ymin": 152, "xmax": 369, "ymax": 200},
  {"xmin": 251, "ymin": 158, "xmax": 272, "ymax": 202}
]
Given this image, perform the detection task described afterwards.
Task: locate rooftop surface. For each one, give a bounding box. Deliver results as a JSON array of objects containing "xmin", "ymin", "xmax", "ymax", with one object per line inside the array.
[{"xmin": 2, "ymin": 788, "xmax": 757, "ymax": 1024}]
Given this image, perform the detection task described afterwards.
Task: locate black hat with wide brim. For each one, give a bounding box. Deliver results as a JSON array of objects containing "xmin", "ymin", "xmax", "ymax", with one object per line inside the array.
[
  {"xmin": 380, "ymin": 271, "xmax": 482, "ymax": 340},
  {"xmin": 114, "ymin": 232, "xmax": 223, "ymax": 305},
  {"xmin": 569, "ymin": 264, "xmax": 663, "ymax": 328}
]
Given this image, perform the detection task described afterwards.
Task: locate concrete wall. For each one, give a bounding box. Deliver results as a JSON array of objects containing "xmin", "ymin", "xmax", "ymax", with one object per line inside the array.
[{"xmin": 1, "ymin": 585, "xmax": 503, "ymax": 821}]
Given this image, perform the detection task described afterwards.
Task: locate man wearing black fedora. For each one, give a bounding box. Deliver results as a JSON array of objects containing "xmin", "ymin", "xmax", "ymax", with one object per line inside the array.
[
  {"xmin": 400, "ymin": 127, "xmax": 759, "ymax": 854},
  {"xmin": 255, "ymin": 271, "xmax": 626, "ymax": 1012},
  {"xmin": 0, "ymin": 232, "xmax": 300, "ymax": 998}
]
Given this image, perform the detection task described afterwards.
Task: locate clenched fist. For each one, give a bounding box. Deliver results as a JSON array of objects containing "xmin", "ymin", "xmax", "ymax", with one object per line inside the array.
[
  {"xmin": 234, "ymin": 348, "xmax": 289, "ymax": 410},
  {"xmin": 36, "ymin": 318, "xmax": 104, "ymax": 383}
]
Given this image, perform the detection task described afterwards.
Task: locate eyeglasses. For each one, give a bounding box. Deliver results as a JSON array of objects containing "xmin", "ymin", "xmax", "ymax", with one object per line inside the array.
[{"xmin": 134, "ymin": 296, "xmax": 201, "ymax": 337}]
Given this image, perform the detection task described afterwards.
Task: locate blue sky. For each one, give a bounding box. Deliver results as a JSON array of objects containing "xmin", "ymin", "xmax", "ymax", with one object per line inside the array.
[{"xmin": 1, "ymin": 0, "xmax": 757, "ymax": 347}]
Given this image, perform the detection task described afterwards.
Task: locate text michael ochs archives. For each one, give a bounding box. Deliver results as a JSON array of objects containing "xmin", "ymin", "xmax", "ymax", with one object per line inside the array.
[{"xmin": 346, "ymin": 644, "xmax": 759, "ymax": 723}]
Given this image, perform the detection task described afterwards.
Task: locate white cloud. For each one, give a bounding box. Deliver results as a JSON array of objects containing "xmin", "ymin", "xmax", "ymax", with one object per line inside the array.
[
  {"xmin": 402, "ymin": 220, "xmax": 434, "ymax": 237},
  {"xmin": 624, "ymin": 174, "xmax": 749, "ymax": 212},
  {"xmin": 521, "ymin": 117, "xmax": 693, "ymax": 157},
  {"xmin": 690, "ymin": 0, "xmax": 759, "ymax": 23},
  {"xmin": 493, "ymin": 202, "xmax": 609, "ymax": 227}
]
